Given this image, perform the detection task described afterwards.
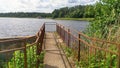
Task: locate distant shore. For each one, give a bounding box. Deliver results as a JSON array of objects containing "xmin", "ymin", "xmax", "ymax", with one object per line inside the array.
[
  {"xmin": 0, "ymin": 17, "xmax": 94, "ymax": 21},
  {"xmin": 55, "ymin": 18, "xmax": 94, "ymax": 21}
]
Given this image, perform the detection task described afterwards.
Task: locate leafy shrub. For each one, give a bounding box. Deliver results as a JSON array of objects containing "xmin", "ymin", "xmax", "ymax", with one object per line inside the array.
[{"xmin": 1, "ymin": 44, "xmax": 45, "ymax": 68}]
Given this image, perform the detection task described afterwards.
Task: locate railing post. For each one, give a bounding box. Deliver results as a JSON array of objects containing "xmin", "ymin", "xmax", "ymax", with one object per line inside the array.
[
  {"xmin": 57, "ymin": 24, "xmax": 59, "ymax": 34},
  {"xmin": 23, "ymin": 41, "xmax": 27, "ymax": 68},
  {"xmin": 63, "ymin": 26, "xmax": 65, "ymax": 41},
  {"xmin": 62, "ymin": 26, "xmax": 64, "ymax": 41},
  {"xmin": 58, "ymin": 24, "xmax": 60, "ymax": 35},
  {"xmin": 56, "ymin": 23, "xmax": 58, "ymax": 33},
  {"xmin": 43, "ymin": 23, "xmax": 45, "ymax": 40},
  {"xmin": 36, "ymin": 38, "xmax": 40, "ymax": 68},
  {"xmin": 78, "ymin": 33, "xmax": 80, "ymax": 61},
  {"xmin": 68, "ymin": 29, "xmax": 70, "ymax": 47},
  {"xmin": 36, "ymin": 23, "xmax": 45, "ymax": 68},
  {"xmin": 36, "ymin": 30, "xmax": 40, "ymax": 68},
  {"xmin": 14, "ymin": 53, "xmax": 16, "ymax": 68},
  {"xmin": 44, "ymin": 23, "xmax": 45, "ymax": 49},
  {"xmin": 60, "ymin": 25, "xmax": 62, "ymax": 38}
]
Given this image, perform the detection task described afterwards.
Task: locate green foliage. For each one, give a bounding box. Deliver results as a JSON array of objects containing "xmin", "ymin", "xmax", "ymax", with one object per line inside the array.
[
  {"xmin": 64, "ymin": 47, "xmax": 73, "ymax": 57},
  {"xmin": 55, "ymin": 18, "xmax": 94, "ymax": 21},
  {"xmin": 84, "ymin": 5, "xmax": 95, "ymax": 18},
  {"xmin": 75, "ymin": 54, "xmax": 117, "ymax": 68},
  {"xmin": 8, "ymin": 51, "xmax": 24, "ymax": 68},
  {"xmin": 1, "ymin": 44, "xmax": 45, "ymax": 68},
  {"xmin": 83, "ymin": 0, "xmax": 119, "ymax": 65},
  {"xmin": 63, "ymin": 45, "xmax": 117, "ymax": 68},
  {"xmin": 52, "ymin": 5, "xmax": 94, "ymax": 18},
  {"xmin": 86, "ymin": 0, "xmax": 120, "ymax": 40}
]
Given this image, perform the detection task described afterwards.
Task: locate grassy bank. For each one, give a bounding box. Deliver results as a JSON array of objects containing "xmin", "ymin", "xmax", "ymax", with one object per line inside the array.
[{"xmin": 55, "ymin": 18, "xmax": 94, "ymax": 21}]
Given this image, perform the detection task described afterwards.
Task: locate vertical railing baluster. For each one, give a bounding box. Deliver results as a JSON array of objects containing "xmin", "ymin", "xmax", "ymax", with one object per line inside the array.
[
  {"xmin": 29, "ymin": 47, "xmax": 31, "ymax": 68},
  {"xmin": 36, "ymin": 23, "xmax": 45, "ymax": 68},
  {"xmin": 7, "ymin": 53, "xmax": 9, "ymax": 68},
  {"xmin": 58, "ymin": 24, "xmax": 59, "ymax": 33},
  {"xmin": 36, "ymin": 31, "xmax": 40, "ymax": 68},
  {"xmin": 68, "ymin": 29, "xmax": 70, "ymax": 47},
  {"xmin": 60, "ymin": 24, "xmax": 61, "ymax": 37},
  {"xmin": 58, "ymin": 24, "xmax": 60, "ymax": 35},
  {"xmin": 63, "ymin": 26, "xmax": 65, "ymax": 41},
  {"xmin": 78, "ymin": 34, "xmax": 81, "ymax": 61},
  {"xmin": 24, "ymin": 41, "xmax": 27, "ymax": 68},
  {"xmin": 5, "ymin": 53, "xmax": 9, "ymax": 68},
  {"xmin": 14, "ymin": 52, "xmax": 16, "ymax": 68},
  {"xmin": 56, "ymin": 23, "xmax": 58, "ymax": 33}
]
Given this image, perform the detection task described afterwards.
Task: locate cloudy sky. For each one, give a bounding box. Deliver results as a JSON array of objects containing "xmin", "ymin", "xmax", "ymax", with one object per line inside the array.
[{"xmin": 0, "ymin": 0, "xmax": 98, "ymax": 13}]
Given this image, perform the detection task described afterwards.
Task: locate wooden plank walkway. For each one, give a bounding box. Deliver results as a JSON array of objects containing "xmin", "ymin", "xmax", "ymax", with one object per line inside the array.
[{"xmin": 44, "ymin": 32, "xmax": 71, "ymax": 68}]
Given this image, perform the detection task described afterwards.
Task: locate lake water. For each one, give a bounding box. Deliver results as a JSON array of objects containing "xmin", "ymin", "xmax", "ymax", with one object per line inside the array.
[
  {"xmin": 0, "ymin": 18, "xmax": 89, "ymax": 61},
  {"xmin": 0, "ymin": 17, "xmax": 89, "ymax": 38}
]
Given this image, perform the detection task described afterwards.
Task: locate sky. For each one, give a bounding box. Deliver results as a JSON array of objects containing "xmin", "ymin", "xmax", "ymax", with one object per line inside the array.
[{"xmin": 0, "ymin": 0, "xmax": 98, "ymax": 13}]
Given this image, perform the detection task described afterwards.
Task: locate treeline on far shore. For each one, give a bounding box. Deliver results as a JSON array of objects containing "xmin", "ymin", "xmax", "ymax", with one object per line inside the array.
[
  {"xmin": 0, "ymin": 5, "xmax": 94, "ymax": 19},
  {"xmin": 0, "ymin": 12, "xmax": 51, "ymax": 18},
  {"xmin": 52, "ymin": 5, "xmax": 94, "ymax": 18}
]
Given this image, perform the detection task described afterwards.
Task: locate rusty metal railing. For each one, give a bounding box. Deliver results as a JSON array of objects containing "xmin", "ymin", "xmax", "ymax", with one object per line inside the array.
[
  {"xmin": 0, "ymin": 23, "xmax": 45, "ymax": 68},
  {"xmin": 56, "ymin": 23, "xmax": 120, "ymax": 68},
  {"xmin": 0, "ymin": 22, "xmax": 120, "ymax": 68}
]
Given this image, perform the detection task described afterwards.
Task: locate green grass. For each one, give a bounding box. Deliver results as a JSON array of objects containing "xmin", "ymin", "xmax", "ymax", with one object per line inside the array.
[{"xmin": 55, "ymin": 18, "xmax": 94, "ymax": 21}]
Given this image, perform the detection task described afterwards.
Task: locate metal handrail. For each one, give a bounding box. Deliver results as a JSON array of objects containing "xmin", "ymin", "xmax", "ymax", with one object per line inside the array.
[
  {"xmin": 0, "ymin": 22, "xmax": 119, "ymax": 68},
  {"xmin": 57, "ymin": 23, "xmax": 119, "ymax": 45},
  {"xmin": 0, "ymin": 23, "xmax": 45, "ymax": 68},
  {"xmin": 56, "ymin": 23, "xmax": 120, "ymax": 68}
]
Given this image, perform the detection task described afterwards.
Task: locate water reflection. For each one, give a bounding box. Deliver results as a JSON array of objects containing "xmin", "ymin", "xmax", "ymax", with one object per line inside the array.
[{"xmin": 0, "ymin": 18, "xmax": 88, "ymax": 38}]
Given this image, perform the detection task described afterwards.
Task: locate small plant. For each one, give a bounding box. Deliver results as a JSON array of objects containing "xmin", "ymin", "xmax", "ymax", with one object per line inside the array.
[
  {"xmin": 64, "ymin": 47, "xmax": 73, "ymax": 57},
  {"xmin": 1, "ymin": 44, "xmax": 45, "ymax": 68},
  {"xmin": 63, "ymin": 45, "xmax": 117, "ymax": 68},
  {"xmin": 75, "ymin": 53, "xmax": 117, "ymax": 68}
]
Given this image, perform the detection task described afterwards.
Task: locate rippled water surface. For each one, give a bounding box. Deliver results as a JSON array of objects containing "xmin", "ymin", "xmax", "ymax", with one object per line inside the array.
[{"xmin": 0, "ymin": 18, "xmax": 89, "ymax": 38}]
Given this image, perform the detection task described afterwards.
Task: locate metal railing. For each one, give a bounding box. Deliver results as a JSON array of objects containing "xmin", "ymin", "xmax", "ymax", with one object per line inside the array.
[
  {"xmin": 56, "ymin": 23, "xmax": 120, "ymax": 68},
  {"xmin": 0, "ymin": 23, "xmax": 45, "ymax": 68},
  {"xmin": 0, "ymin": 22, "xmax": 120, "ymax": 68}
]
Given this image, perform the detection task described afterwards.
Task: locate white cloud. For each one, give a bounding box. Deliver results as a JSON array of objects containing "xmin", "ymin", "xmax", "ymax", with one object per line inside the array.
[{"xmin": 0, "ymin": 0, "xmax": 98, "ymax": 13}]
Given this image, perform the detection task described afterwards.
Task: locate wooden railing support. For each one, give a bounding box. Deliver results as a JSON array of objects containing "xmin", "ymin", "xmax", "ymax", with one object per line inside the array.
[
  {"xmin": 1, "ymin": 23, "xmax": 120, "ymax": 68},
  {"xmin": 23, "ymin": 41, "xmax": 27, "ymax": 68},
  {"xmin": 63, "ymin": 26, "xmax": 65, "ymax": 41},
  {"xmin": 56, "ymin": 24, "xmax": 58, "ymax": 33},
  {"xmin": 78, "ymin": 34, "xmax": 81, "ymax": 61},
  {"xmin": 36, "ymin": 23, "xmax": 45, "ymax": 68},
  {"xmin": 60, "ymin": 25, "xmax": 62, "ymax": 38},
  {"xmin": 36, "ymin": 41, "xmax": 40, "ymax": 68},
  {"xmin": 68, "ymin": 29, "xmax": 70, "ymax": 47},
  {"xmin": 0, "ymin": 23, "xmax": 46, "ymax": 68}
]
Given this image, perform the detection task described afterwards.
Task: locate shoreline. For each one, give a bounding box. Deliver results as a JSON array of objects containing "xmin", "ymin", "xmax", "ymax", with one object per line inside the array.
[
  {"xmin": 55, "ymin": 18, "xmax": 94, "ymax": 21},
  {"xmin": 0, "ymin": 17, "xmax": 94, "ymax": 22}
]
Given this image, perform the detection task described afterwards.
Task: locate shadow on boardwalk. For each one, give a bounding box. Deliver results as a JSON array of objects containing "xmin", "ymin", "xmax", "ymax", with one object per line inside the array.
[
  {"xmin": 44, "ymin": 64, "xmax": 58, "ymax": 68},
  {"xmin": 45, "ymin": 50, "xmax": 65, "ymax": 55}
]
